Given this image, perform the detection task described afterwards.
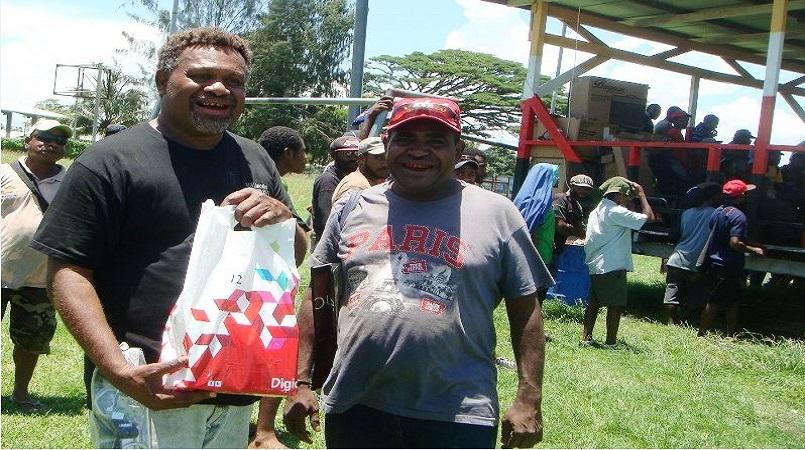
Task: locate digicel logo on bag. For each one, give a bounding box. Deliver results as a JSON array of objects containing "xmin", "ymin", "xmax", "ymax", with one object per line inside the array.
[{"xmin": 270, "ymin": 377, "xmax": 296, "ymax": 393}]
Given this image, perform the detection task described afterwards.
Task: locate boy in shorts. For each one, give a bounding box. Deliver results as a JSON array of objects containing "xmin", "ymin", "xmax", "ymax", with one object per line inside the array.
[{"xmin": 582, "ymin": 177, "xmax": 655, "ymax": 347}]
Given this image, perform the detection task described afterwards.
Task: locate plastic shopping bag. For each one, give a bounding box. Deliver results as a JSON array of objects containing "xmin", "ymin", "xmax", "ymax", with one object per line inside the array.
[{"xmin": 160, "ymin": 200, "xmax": 300, "ymax": 396}]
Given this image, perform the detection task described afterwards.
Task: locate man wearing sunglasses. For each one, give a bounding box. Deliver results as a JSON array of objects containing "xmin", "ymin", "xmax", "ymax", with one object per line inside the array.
[{"xmin": 1, "ymin": 119, "xmax": 72, "ymax": 412}]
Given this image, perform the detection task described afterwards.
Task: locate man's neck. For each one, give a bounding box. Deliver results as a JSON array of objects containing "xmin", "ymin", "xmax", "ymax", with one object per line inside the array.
[
  {"xmin": 24, "ymin": 156, "xmax": 60, "ymax": 180},
  {"xmin": 359, "ymin": 167, "xmax": 384, "ymax": 186},
  {"xmin": 150, "ymin": 117, "xmax": 224, "ymax": 150}
]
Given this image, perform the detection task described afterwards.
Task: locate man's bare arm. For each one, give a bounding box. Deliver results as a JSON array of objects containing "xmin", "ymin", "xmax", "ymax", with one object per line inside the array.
[
  {"xmin": 48, "ymin": 258, "xmax": 214, "ymax": 410},
  {"xmin": 282, "ymin": 289, "xmax": 319, "ymax": 443},
  {"xmin": 501, "ymin": 293, "xmax": 544, "ymax": 448}
]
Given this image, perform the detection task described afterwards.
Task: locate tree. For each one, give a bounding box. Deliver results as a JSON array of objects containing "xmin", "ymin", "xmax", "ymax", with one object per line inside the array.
[
  {"xmin": 118, "ymin": 0, "xmax": 267, "ymax": 95},
  {"xmin": 234, "ymin": 0, "xmax": 354, "ymax": 163},
  {"xmin": 364, "ymin": 49, "xmax": 567, "ymax": 137}
]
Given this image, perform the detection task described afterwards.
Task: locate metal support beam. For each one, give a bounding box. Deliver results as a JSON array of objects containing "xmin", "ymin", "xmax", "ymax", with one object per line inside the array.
[
  {"xmin": 688, "ymin": 76, "xmax": 700, "ymax": 126},
  {"xmin": 523, "ymin": 0, "xmax": 547, "ymax": 99},
  {"xmin": 626, "ymin": 0, "xmax": 805, "ymax": 27},
  {"xmin": 753, "ymin": 0, "xmax": 788, "ymax": 176},
  {"xmin": 784, "ymin": 74, "xmax": 805, "ymax": 87},
  {"xmin": 542, "ymin": 33, "xmax": 805, "ymax": 96},
  {"xmin": 348, "ymin": 0, "xmax": 369, "ymax": 127},
  {"xmin": 5, "ymin": 112, "xmax": 11, "ymax": 138}
]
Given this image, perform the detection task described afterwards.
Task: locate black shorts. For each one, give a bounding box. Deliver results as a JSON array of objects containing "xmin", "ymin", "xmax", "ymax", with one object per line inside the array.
[
  {"xmin": 704, "ymin": 267, "xmax": 744, "ymax": 306},
  {"xmin": 663, "ymin": 266, "xmax": 707, "ymax": 308}
]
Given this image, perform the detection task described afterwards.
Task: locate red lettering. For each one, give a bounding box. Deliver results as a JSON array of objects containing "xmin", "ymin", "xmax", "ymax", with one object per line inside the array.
[
  {"xmin": 345, "ymin": 231, "xmax": 371, "ymax": 261},
  {"xmin": 368, "ymin": 225, "xmax": 396, "ymax": 252},
  {"xmin": 427, "ymin": 228, "xmax": 449, "ymax": 257},
  {"xmin": 399, "ymin": 225, "xmax": 429, "ymax": 253},
  {"xmin": 444, "ymin": 236, "xmax": 468, "ymax": 269}
]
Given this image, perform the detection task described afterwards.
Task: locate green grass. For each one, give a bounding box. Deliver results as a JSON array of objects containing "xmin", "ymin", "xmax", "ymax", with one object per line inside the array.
[{"xmin": 3, "ymin": 172, "xmax": 804, "ymax": 448}]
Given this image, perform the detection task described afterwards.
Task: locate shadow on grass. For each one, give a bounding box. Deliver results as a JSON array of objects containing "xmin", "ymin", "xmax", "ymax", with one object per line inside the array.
[
  {"xmin": 624, "ymin": 277, "xmax": 804, "ymax": 340},
  {"xmin": 1, "ymin": 394, "xmax": 86, "ymax": 415},
  {"xmin": 248, "ymin": 422, "xmax": 304, "ymax": 449}
]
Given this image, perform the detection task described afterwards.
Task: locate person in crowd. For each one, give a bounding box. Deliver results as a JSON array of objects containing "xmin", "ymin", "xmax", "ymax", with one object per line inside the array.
[
  {"xmin": 582, "ymin": 177, "xmax": 655, "ymax": 347},
  {"xmin": 663, "ymin": 182, "xmax": 720, "ymax": 325},
  {"xmin": 553, "ymin": 174, "xmax": 599, "ymax": 261},
  {"xmin": 311, "ymin": 136, "xmax": 360, "ymax": 245},
  {"xmin": 514, "ymin": 163, "xmax": 559, "ymax": 267},
  {"xmin": 720, "ymin": 129, "xmax": 756, "ymax": 182},
  {"xmin": 104, "ymin": 123, "xmax": 127, "ymax": 137},
  {"xmin": 690, "ymin": 114, "xmax": 719, "ymax": 143},
  {"xmin": 1, "ymin": 119, "xmax": 72, "ymax": 412},
  {"xmin": 331, "ymin": 136, "xmax": 389, "ymax": 205},
  {"xmin": 31, "ymin": 27, "xmax": 306, "ymax": 448},
  {"xmin": 453, "ymin": 155, "xmax": 480, "ymax": 185},
  {"xmin": 252, "ymin": 125, "xmax": 312, "ymax": 449},
  {"xmin": 698, "ymin": 180, "xmax": 765, "ymax": 337},
  {"xmin": 780, "ymin": 150, "xmax": 805, "ymax": 221},
  {"xmin": 643, "ymin": 103, "xmax": 661, "ymax": 133},
  {"xmin": 283, "ymin": 97, "xmax": 553, "ymax": 448},
  {"xmin": 462, "ymin": 147, "xmax": 488, "ymax": 184},
  {"xmin": 355, "ymin": 96, "xmax": 394, "ymax": 140},
  {"xmin": 650, "ymin": 107, "xmax": 696, "ymax": 196}
]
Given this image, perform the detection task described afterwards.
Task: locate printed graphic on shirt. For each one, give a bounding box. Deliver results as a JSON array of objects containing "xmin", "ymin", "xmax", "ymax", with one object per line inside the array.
[{"xmin": 342, "ymin": 224, "xmax": 469, "ymax": 316}]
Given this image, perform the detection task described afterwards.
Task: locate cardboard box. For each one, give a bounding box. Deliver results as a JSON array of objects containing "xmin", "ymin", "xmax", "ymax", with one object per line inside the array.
[
  {"xmin": 533, "ymin": 116, "xmax": 603, "ymax": 161},
  {"xmin": 569, "ymin": 76, "xmax": 649, "ymax": 126}
]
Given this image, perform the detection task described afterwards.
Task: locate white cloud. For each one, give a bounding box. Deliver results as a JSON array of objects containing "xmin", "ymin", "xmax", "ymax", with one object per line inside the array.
[
  {"xmin": 0, "ymin": 3, "xmax": 160, "ymax": 118},
  {"xmin": 444, "ymin": 0, "xmax": 531, "ymax": 65}
]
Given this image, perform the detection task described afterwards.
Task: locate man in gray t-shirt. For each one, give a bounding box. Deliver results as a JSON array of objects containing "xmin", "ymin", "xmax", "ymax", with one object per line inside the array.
[
  {"xmin": 284, "ymin": 98, "xmax": 553, "ymax": 449},
  {"xmin": 663, "ymin": 182, "xmax": 720, "ymax": 325}
]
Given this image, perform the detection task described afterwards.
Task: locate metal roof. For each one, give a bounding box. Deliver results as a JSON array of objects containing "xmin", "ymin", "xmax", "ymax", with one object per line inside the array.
[{"xmin": 483, "ymin": 0, "xmax": 805, "ymax": 75}]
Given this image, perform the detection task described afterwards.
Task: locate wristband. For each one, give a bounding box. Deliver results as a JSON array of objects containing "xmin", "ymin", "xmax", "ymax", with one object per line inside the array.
[{"xmin": 295, "ymin": 379, "xmax": 313, "ymax": 388}]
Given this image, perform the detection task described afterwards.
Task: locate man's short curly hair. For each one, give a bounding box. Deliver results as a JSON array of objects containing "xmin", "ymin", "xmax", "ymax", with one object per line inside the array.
[
  {"xmin": 259, "ymin": 126, "xmax": 305, "ymax": 162},
  {"xmin": 156, "ymin": 27, "xmax": 253, "ymax": 75}
]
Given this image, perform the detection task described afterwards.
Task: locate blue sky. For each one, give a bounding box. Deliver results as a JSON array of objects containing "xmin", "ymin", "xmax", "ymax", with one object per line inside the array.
[{"xmin": 1, "ymin": 0, "xmax": 802, "ymax": 146}]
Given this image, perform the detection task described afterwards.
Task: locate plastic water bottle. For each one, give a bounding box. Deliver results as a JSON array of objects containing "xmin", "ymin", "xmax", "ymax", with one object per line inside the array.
[{"xmin": 89, "ymin": 343, "xmax": 156, "ymax": 449}]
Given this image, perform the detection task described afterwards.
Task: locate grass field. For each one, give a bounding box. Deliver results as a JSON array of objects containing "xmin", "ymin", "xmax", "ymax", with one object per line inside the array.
[{"xmin": 2, "ymin": 159, "xmax": 804, "ymax": 448}]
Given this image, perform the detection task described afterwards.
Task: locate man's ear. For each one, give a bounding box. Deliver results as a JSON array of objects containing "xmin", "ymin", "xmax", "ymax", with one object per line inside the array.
[{"xmin": 155, "ymin": 70, "xmax": 169, "ymax": 96}]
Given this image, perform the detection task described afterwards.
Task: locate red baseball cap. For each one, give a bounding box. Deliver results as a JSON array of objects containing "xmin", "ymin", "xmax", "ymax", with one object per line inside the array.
[
  {"xmin": 722, "ymin": 179, "xmax": 756, "ymax": 197},
  {"xmin": 386, "ymin": 98, "xmax": 462, "ymax": 134}
]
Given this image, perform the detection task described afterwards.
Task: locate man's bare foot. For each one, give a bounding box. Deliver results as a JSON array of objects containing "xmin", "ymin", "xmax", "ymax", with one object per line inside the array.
[{"xmin": 249, "ymin": 431, "xmax": 288, "ymax": 449}]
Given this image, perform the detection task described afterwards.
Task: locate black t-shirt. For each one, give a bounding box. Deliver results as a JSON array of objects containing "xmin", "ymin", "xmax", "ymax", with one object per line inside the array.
[
  {"xmin": 31, "ymin": 123, "xmax": 294, "ymax": 405},
  {"xmin": 311, "ymin": 163, "xmax": 345, "ymax": 238}
]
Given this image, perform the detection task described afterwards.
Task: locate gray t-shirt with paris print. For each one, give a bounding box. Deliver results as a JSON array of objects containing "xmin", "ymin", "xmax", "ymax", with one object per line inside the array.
[{"xmin": 311, "ymin": 180, "xmax": 553, "ymax": 426}]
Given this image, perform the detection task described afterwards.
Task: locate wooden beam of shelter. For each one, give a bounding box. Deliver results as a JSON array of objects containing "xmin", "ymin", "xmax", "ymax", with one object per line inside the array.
[
  {"xmin": 543, "ymin": 33, "xmax": 805, "ymax": 96},
  {"xmin": 625, "ymin": 0, "xmax": 805, "ymax": 27},
  {"xmin": 692, "ymin": 28, "xmax": 805, "ymax": 44},
  {"xmin": 546, "ymin": 3, "xmax": 805, "ymax": 74},
  {"xmin": 653, "ymin": 47, "xmax": 689, "ymax": 59},
  {"xmin": 784, "ymin": 74, "xmax": 805, "ymax": 86},
  {"xmin": 723, "ymin": 57, "xmax": 756, "ymax": 79},
  {"xmin": 534, "ymin": 55, "xmax": 609, "ymax": 96},
  {"xmin": 781, "ymin": 93, "xmax": 805, "ymax": 122}
]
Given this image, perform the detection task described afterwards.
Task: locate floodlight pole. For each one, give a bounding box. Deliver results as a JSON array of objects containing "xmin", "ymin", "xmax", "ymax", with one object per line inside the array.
[{"xmin": 91, "ymin": 63, "xmax": 104, "ymax": 141}]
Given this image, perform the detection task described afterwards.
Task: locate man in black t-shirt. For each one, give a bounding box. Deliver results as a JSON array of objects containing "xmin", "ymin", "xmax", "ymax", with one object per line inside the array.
[
  {"xmin": 311, "ymin": 135, "xmax": 360, "ymax": 244},
  {"xmin": 31, "ymin": 27, "xmax": 306, "ymax": 448}
]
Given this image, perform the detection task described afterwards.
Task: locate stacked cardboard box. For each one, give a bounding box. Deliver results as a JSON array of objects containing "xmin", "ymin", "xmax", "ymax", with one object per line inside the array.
[{"xmin": 569, "ymin": 76, "xmax": 649, "ymax": 126}]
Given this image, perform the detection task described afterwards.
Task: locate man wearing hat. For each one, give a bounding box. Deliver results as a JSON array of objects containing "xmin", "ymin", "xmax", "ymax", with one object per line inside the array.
[
  {"xmin": 453, "ymin": 155, "xmax": 480, "ymax": 184},
  {"xmin": 284, "ymin": 97, "xmax": 553, "ymax": 448},
  {"xmin": 582, "ymin": 176, "xmax": 655, "ymax": 347},
  {"xmin": 663, "ymin": 182, "xmax": 721, "ymax": 325},
  {"xmin": 311, "ymin": 135, "xmax": 360, "ymax": 244},
  {"xmin": 553, "ymin": 174, "xmax": 599, "ymax": 258},
  {"xmin": 331, "ymin": 136, "xmax": 389, "ymax": 204},
  {"xmin": 698, "ymin": 179, "xmax": 764, "ymax": 337},
  {"xmin": 1, "ymin": 119, "xmax": 72, "ymax": 411}
]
